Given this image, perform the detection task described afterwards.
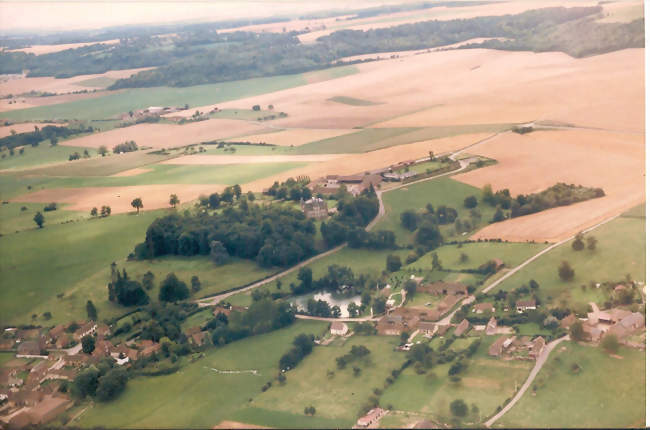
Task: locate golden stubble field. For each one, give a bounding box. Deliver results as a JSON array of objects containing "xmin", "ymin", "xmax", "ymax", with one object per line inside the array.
[
  {"xmin": 173, "ymin": 48, "xmax": 643, "ymax": 134},
  {"xmin": 454, "ymin": 129, "xmax": 645, "ymax": 242},
  {"xmin": 60, "ymin": 119, "xmax": 272, "ymax": 150},
  {"xmin": 5, "ymin": 39, "xmax": 120, "ymax": 55}
]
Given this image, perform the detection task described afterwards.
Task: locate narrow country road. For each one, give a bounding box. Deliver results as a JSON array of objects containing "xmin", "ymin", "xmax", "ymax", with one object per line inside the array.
[{"xmin": 484, "ymin": 335, "xmax": 569, "ymax": 427}]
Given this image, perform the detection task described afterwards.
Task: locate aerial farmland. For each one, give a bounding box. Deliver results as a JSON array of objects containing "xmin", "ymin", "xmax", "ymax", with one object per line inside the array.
[{"xmin": 0, "ymin": 0, "xmax": 645, "ymax": 428}]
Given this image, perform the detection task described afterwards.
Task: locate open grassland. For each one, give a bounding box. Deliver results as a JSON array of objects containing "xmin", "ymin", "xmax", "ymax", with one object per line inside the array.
[
  {"xmin": 0, "ymin": 67, "xmax": 147, "ymax": 97},
  {"xmin": 60, "ymin": 119, "xmax": 272, "ymax": 150},
  {"xmin": 380, "ymin": 336, "xmax": 533, "ymax": 425},
  {"xmin": 408, "ymin": 242, "xmax": 546, "ymax": 272},
  {"xmin": 455, "ymin": 129, "xmax": 644, "ymax": 242},
  {"xmin": 76, "ymin": 320, "xmax": 330, "ymax": 428},
  {"xmin": 598, "ymin": 0, "xmax": 644, "ymax": 23},
  {"xmin": 0, "ymin": 202, "xmax": 86, "ymax": 235},
  {"xmin": 250, "ymin": 335, "xmax": 405, "ymax": 427},
  {"xmin": 0, "ymin": 65, "xmax": 358, "ymax": 121},
  {"xmin": 374, "ymin": 177, "xmax": 493, "ymax": 245},
  {"xmin": 499, "ymin": 342, "xmax": 645, "ymax": 428},
  {"xmin": 0, "ymin": 144, "xmax": 92, "ymax": 171},
  {"xmin": 0, "ymin": 210, "xmax": 163, "ymax": 325},
  {"xmin": 36, "ymin": 256, "xmax": 278, "ymax": 326},
  {"xmin": 491, "ymin": 216, "xmax": 645, "ymax": 309}
]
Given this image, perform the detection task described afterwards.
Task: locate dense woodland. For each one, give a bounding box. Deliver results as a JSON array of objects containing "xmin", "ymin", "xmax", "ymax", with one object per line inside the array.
[{"xmin": 0, "ymin": 6, "xmax": 642, "ymax": 87}]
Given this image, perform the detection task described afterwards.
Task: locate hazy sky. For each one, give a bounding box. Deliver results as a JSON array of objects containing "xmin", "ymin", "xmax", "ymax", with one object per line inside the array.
[{"xmin": 0, "ymin": 1, "xmax": 389, "ymax": 33}]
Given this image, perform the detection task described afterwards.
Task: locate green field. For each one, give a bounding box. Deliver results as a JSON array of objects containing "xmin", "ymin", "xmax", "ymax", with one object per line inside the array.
[
  {"xmin": 374, "ymin": 177, "xmax": 492, "ymax": 244},
  {"xmin": 0, "ymin": 202, "xmax": 87, "ymax": 235},
  {"xmin": 499, "ymin": 342, "xmax": 645, "ymax": 428},
  {"xmin": 75, "ymin": 76, "xmax": 116, "ymax": 88},
  {"xmin": 1, "ymin": 66, "xmax": 359, "ymax": 122},
  {"xmin": 294, "ymin": 124, "xmax": 508, "ymax": 154},
  {"xmin": 0, "ymin": 144, "xmax": 94, "ymax": 170},
  {"xmin": 0, "ymin": 209, "xmax": 164, "ymax": 325},
  {"xmin": 380, "ymin": 336, "xmax": 533, "ymax": 425},
  {"xmin": 251, "ymin": 335, "xmax": 406, "ymax": 427},
  {"xmin": 407, "ymin": 242, "xmax": 546, "ymax": 272},
  {"xmin": 328, "ymin": 96, "xmax": 380, "ymax": 106},
  {"xmin": 76, "ymin": 320, "xmax": 330, "ymax": 428},
  {"xmin": 493, "ymin": 216, "xmax": 645, "ymax": 308}
]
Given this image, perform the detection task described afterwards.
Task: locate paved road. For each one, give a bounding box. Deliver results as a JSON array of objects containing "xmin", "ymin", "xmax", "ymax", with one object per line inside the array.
[
  {"xmin": 482, "ymin": 213, "xmax": 622, "ymax": 294},
  {"xmin": 484, "ymin": 335, "xmax": 569, "ymax": 427}
]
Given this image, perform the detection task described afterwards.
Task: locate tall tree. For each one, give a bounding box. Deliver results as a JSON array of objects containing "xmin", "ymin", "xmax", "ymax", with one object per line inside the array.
[
  {"xmin": 86, "ymin": 300, "xmax": 97, "ymax": 321},
  {"xmin": 33, "ymin": 211, "xmax": 44, "ymax": 228},
  {"xmin": 131, "ymin": 197, "xmax": 143, "ymax": 214},
  {"xmin": 169, "ymin": 194, "xmax": 180, "ymax": 208}
]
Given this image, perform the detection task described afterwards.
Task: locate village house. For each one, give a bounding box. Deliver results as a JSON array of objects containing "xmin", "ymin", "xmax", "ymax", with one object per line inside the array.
[
  {"xmin": 137, "ymin": 340, "xmax": 161, "ymax": 358},
  {"xmin": 301, "ymin": 197, "xmax": 329, "ymax": 220},
  {"xmin": 489, "ymin": 335, "xmax": 513, "ymax": 357},
  {"xmin": 16, "ymin": 338, "xmax": 46, "ymax": 357},
  {"xmin": 330, "ymin": 322, "xmax": 349, "ymax": 336},
  {"xmin": 356, "ymin": 408, "xmax": 385, "ymax": 428},
  {"xmin": 377, "ymin": 309, "xmax": 420, "ymax": 336},
  {"xmin": 73, "ymin": 322, "xmax": 97, "ymax": 341},
  {"xmin": 417, "ymin": 321, "xmax": 437, "ymax": 337},
  {"xmin": 560, "ymin": 314, "xmax": 576, "ymax": 329},
  {"xmin": 190, "ymin": 331, "xmax": 209, "ymax": 347},
  {"xmin": 516, "ymin": 300, "xmax": 537, "ymax": 313},
  {"xmin": 606, "ymin": 312, "xmax": 645, "ymax": 340},
  {"xmin": 485, "ymin": 316, "xmax": 498, "ymax": 336},
  {"xmin": 528, "ymin": 336, "xmax": 546, "ymax": 359},
  {"xmin": 437, "ymin": 325, "xmax": 451, "ymax": 336},
  {"xmin": 474, "ymin": 302, "xmax": 495, "ymax": 314},
  {"xmin": 582, "ymin": 323, "xmax": 603, "ymax": 342},
  {"xmin": 454, "ymin": 319, "xmax": 471, "ymax": 337}
]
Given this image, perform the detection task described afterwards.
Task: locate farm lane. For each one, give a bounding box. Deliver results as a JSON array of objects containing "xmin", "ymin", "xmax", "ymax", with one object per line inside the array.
[{"xmin": 484, "ymin": 335, "xmax": 570, "ymax": 427}]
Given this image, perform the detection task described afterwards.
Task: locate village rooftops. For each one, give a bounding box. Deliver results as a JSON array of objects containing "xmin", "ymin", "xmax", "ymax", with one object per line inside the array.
[
  {"xmin": 485, "ymin": 316, "xmax": 498, "ymax": 335},
  {"xmin": 330, "ymin": 321, "xmax": 349, "ymax": 336},
  {"xmin": 474, "ymin": 302, "xmax": 495, "ymax": 313},
  {"xmin": 454, "ymin": 319, "xmax": 471, "ymax": 336},
  {"xmin": 489, "ymin": 335, "xmax": 510, "ymax": 357},
  {"xmin": 356, "ymin": 408, "xmax": 384, "ymax": 428}
]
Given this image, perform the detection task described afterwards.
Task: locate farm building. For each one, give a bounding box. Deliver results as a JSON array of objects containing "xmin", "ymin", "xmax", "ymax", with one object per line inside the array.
[
  {"xmin": 528, "ymin": 336, "xmax": 546, "ymax": 359},
  {"xmin": 356, "ymin": 408, "xmax": 385, "ymax": 428},
  {"xmin": 330, "ymin": 322, "xmax": 349, "ymax": 336},
  {"xmin": 489, "ymin": 336, "xmax": 512, "ymax": 357},
  {"xmin": 485, "ymin": 316, "xmax": 498, "ymax": 336},
  {"xmin": 516, "ymin": 300, "xmax": 536, "ymax": 313},
  {"xmin": 560, "ymin": 314, "xmax": 576, "ymax": 329},
  {"xmin": 474, "ymin": 302, "xmax": 495, "ymax": 314},
  {"xmin": 418, "ymin": 281, "xmax": 467, "ymax": 296},
  {"xmin": 301, "ymin": 197, "xmax": 328, "ymax": 219},
  {"xmin": 417, "ymin": 321, "xmax": 437, "ymax": 337},
  {"xmin": 454, "ymin": 319, "xmax": 471, "ymax": 336}
]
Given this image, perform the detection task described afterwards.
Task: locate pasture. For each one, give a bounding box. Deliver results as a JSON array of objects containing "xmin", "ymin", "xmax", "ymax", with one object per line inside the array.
[
  {"xmin": 0, "ymin": 202, "xmax": 86, "ymax": 235},
  {"xmin": 76, "ymin": 320, "xmax": 329, "ymax": 428},
  {"xmin": 380, "ymin": 336, "xmax": 533, "ymax": 425},
  {"xmin": 0, "ymin": 143, "xmax": 92, "ymax": 171},
  {"xmin": 499, "ymin": 342, "xmax": 645, "ymax": 428},
  {"xmin": 251, "ymin": 335, "xmax": 406, "ymax": 427},
  {"xmin": 0, "ymin": 209, "xmax": 164, "ymax": 325},
  {"xmin": 373, "ymin": 176, "xmax": 492, "ymax": 244},
  {"xmin": 491, "ymin": 216, "xmax": 645, "ymax": 309}
]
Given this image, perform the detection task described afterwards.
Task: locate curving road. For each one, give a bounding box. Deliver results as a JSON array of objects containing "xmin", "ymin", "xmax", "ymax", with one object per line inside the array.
[{"xmin": 484, "ymin": 335, "xmax": 569, "ymax": 427}]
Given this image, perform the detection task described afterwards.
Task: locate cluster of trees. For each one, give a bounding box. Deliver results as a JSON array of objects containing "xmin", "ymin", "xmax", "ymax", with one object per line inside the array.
[
  {"xmin": 135, "ymin": 200, "xmax": 317, "ymax": 268},
  {"xmin": 400, "ymin": 204, "xmax": 458, "ymax": 232},
  {"xmin": 320, "ymin": 188, "xmax": 380, "ymax": 247},
  {"xmin": 278, "ymin": 333, "xmax": 314, "ymax": 370},
  {"xmin": 264, "ymin": 176, "xmax": 312, "ymax": 202},
  {"xmin": 113, "ymin": 140, "xmax": 138, "ymax": 153},
  {"xmin": 335, "ymin": 345, "xmax": 370, "ymax": 369},
  {"xmin": 90, "ymin": 206, "xmax": 112, "ymax": 217},
  {"xmin": 290, "ymin": 265, "xmax": 370, "ymax": 297},
  {"xmin": 210, "ymin": 299, "xmax": 295, "ymax": 346},
  {"xmin": 572, "ymin": 232, "xmax": 597, "ymax": 251},
  {"xmin": 71, "ymin": 359, "xmax": 128, "ymax": 402},
  {"xmin": 197, "ymin": 184, "xmax": 243, "ymax": 209},
  {"xmin": 107, "ymin": 267, "xmax": 150, "ymax": 307},
  {"xmin": 0, "ymin": 125, "xmax": 92, "ymax": 150},
  {"xmin": 483, "ymin": 183, "xmax": 605, "ymax": 222}
]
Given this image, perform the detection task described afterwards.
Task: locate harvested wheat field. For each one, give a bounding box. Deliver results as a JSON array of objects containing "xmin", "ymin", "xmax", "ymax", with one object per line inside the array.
[
  {"xmin": 60, "ymin": 119, "xmax": 271, "ymax": 150},
  {"xmin": 0, "ymin": 91, "xmax": 110, "ymax": 112},
  {"xmin": 234, "ymin": 128, "xmax": 355, "ymax": 146},
  {"xmin": 161, "ymin": 154, "xmax": 343, "ymax": 165},
  {"xmin": 213, "ymin": 421, "xmax": 269, "ymax": 429},
  {"xmin": 0, "ymin": 122, "xmax": 64, "ymax": 138},
  {"xmin": 6, "ymin": 39, "xmax": 120, "ymax": 55},
  {"xmin": 454, "ymin": 129, "xmax": 644, "ymax": 242},
  {"xmin": 241, "ymin": 132, "xmax": 491, "ymax": 191},
  {"xmin": 182, "ymin": 48, "xmax": 642, "ymax": 133},
  {"xmin": 10, "ymin": 184, "xmax": 224, "ymax": 213},
  {"xmin": 0, "ymin": 67, "xmax": 151, "ymax": 96}
]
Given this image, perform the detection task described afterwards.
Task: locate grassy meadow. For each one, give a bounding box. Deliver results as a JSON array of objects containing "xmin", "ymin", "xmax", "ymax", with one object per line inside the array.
[
  {"xmin": 499, "ymin": 342, "xmax": 645, "ymax": 428},
  {"xmin": 0, "ymin": 144, "xmax": 94, "ymax": 170},
  {"xmin": 0, "ymin": 202, "xmax": 87, "ymax": 235},
  {"xmin": 493, "ymin": 216, "xmax": 645, "ymax": 308},
  {"xmin": 76, "ymin": 320, "xmax": 330, "ymax": 428}
]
